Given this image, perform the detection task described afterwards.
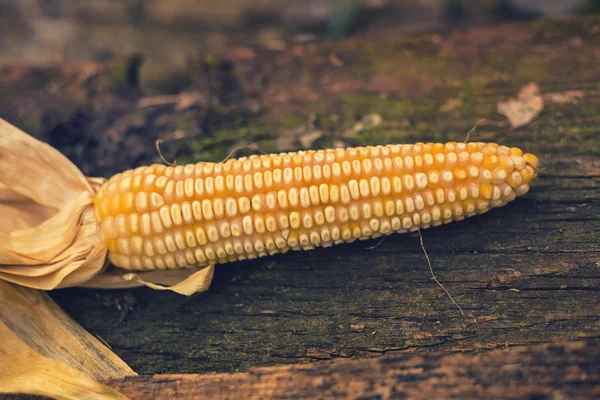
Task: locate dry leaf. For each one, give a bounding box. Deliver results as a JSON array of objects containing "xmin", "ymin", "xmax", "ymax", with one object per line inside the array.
[
  {"xmin": 344, "ymin": 113, "xmax": 383, "ymax": 138},
  {"xmin": 137, "ymin": 92, "xmax": 203, "ymax": 111},
  {"xmin": 118, "ymin": 266, "xmax": 215, "ymax": 296},
  {"xmin": 497, "ymin": 82, "xmax": 544, "ymax": 129},
  {"xmin": 0, "ymin": 280, "xmax": 135, "ymax": 380},
  {"xmin": 276, "ymin": 134, "xmax": 297, "ymax": 151},
  {"xmin": 0, "ymin": 320, "xmax": 128, "ymax": 399},
  {"xmin": 0, "ymin": 119, "xmax": 217, "ymax": 295},
  {"xmin": 0, "ymin": 280, "xmax": 133, "ymax": 399},
  {"xmin": 0, "ymin": 119, "xmax": 107, "ymax": 290},
  {"xmin": 440, "ymin": 98, "xmax": 462, "ymax": 113},
  {"xmin": 299, "ymin": 130, "xmax": 324, "ymax": 148},
  {"xmin": 545, "ymin": 90, "xmax": 584, "ymax": 104}
]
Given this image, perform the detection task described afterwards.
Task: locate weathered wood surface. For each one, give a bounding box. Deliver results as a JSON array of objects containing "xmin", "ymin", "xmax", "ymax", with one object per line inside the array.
[
  {"xmin": 0, "ymin": 16, "xmax": 599, "ymax": 397},
  {"xmin": 105, "ymin": 341, "xmax": 600, "ymax": 399}
]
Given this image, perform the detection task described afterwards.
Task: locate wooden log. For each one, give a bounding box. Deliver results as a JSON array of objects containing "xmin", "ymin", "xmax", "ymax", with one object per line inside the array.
[{"xmin": 104, "ymin": 341, "xmax": 600, "ymax": 399}]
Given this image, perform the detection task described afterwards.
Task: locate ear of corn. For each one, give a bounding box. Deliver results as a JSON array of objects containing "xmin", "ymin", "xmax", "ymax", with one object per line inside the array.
[{"xmin": 94, "ymin": 142, "xmax": 539, "ymax": 271}]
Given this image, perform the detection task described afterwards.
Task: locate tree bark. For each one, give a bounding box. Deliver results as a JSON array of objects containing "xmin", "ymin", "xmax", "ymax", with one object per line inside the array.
[{"xmin": 105, "ymin": 341, "xmax": 600, "ymax": 399}]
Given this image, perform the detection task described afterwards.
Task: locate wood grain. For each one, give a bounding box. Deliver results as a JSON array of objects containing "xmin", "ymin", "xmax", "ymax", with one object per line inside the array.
[{"xmin": 105, "ymin": 341, "xmax": 600, "ymax": 399}]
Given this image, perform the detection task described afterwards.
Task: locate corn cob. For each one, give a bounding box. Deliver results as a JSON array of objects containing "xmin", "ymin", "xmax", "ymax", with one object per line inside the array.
[{"xmin": 94, "ymin": 142, "xmax": 539, "ymax": 271}]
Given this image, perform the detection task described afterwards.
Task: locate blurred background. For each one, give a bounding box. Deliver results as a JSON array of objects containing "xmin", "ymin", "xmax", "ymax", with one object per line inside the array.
[{"xmin": 2, "ymin": 0, "xmax": 598, "ymax": 92}]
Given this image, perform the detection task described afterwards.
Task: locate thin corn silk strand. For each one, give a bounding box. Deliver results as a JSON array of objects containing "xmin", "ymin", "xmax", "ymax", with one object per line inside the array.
[{"xmin": 418, "ymin": 229, "xmax": 465, "ymax": 318}]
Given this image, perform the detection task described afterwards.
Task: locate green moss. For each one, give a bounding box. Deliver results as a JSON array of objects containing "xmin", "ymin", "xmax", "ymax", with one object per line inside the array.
[
  {"xmin": 275, "ymin": 114, "xmax": 308, "ymax": 130},
  {"xmin": 174, "ymin": 117, "xmax": 195, "ymax": 133},
  {"xmin": 180, "ymin": 122, "xmax": 277, "ymax": 164}
]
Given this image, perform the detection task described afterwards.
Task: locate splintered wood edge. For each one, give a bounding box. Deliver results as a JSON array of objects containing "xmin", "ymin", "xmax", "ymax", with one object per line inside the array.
[{"xmin": 104, "ymin": 341, "xmax": 600, "ymax": 399}]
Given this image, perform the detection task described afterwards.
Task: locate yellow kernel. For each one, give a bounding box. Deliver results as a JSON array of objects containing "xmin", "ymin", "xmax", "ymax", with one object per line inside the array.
[
  {"xmin": 185, "ymin": 178, "xmax": 194, "ymax": 197},
  {"xmin": 140, "ymin": 213, "xmax": 152, "ymax": 236},
  {"xmin": 127, "ymin": 213, "xmax": 140, "ymax": 234},
  {"xmin": 309, "ymin": 186, "xmax": 320, "ymax": 205},
  {"xmin": 349, "ymin": 205, "xmax": 360, "ymax": 221},
  {"xmin": 100, "ymin": 217, "xmax": 118, "ymax": 239},
  {"xmin": 340, "ymin": 185, "xmax": 351, "ymax": 204},
  {"xmin": 493, "ymin": 167, "xmax": 508, "ymax": 183},
  {"xmin": 109, "ymin": 194, "xmax": 121, "ymax": 215},
  {"xmin": 171, "ymin": 203, "xmax": 183, "ymax": 225},
  {"xmin": 204, "ymin": 178, "xmax": 214, "ymax": 195},
  {"xmin": 242, "ymin": 216, "xmax": 254, "ymax": 234},
  {"xmin": 415, "ymin": 173, "xmax": 428, "ymax": 189},
  {"xmin": 480, "ymin": 183, "xmax": 493, "ymax": 200},
  {"xmin": 181, "ymin": 202, "xmax": 194, "ymax": 224},
  {"xmin": 150, "ymin": 193, "xmax": 164, "ymax": 209},
  {"xmin": 194, "ymin": 179, "xmax": 204, "ymax": 196},
  {"xmin": 159, "ymin": 206, "xmax": 173, "ymax": 228},
  {"xmin": 507, "ymin": 171, "xmax": 522, "ymax": 187},
  {"xmin": 454, "ymin": 167, "xmax": 467, "ymax": 180},
  {"xmin": 192, "ymin": 201, "xmax": 202, "ymax": 220},
  {"xmin": 254, "ymin": 215, "xmax": 266, "ymax": 233},
  {"xmin": 143, "ymin": 174, "xmax": 156, "ymax": 190},
  {"xmin": 373, "ymin": 201, "xmax": 384, "ymax": 217},
  {"xmin": 405, "ymin": 197, "xmax": 415, "ymax": 213},
  {"xmin": 511, "ymin": 155, "xmax": 526, "ymax": 171},
  {"xmin": 155, "ymin": 176, "xmax": 168, "ymax": 191},
  {"xmin": 403, "ymin": 175, "xmax": 415, "ymax": 191},
  {"xmin": 151, "ymin": 212, "xmax": 164, "ymax": 233},
  {"xmin": 300, "ymin": 187, "xmax": 311, "ymax": 207},
  {"xmin": 238, "ymin": 197, "xmax": 251, "ymax": 213},
  {"xmin": 288, "ymin": 188, "xmax": 299, "ymax": 207}
]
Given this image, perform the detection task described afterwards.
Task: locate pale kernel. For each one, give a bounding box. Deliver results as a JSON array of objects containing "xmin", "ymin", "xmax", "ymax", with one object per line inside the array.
[
  {"xmin": 415, "ymin": 173, "xmax": 428, "ymax": 189},
  {"xmin": 136, "ymin": 192, "xmax": 149, "ymax": 212},
  {"xmin": 159, "ymin": 206, "xmax": 173, "ymax": 228},
  {"xmin": 171, "ymin": 203, "xmax": 183, "ymax": 225},
  {"xmin": 151, "ymin": 212, "xmax": 164, "ymax": 233}
]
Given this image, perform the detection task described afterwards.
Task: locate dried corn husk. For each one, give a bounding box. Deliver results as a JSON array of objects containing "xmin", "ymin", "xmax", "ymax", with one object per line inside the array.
[
  {"xmin": 0, "ymin": 280, "xmax": 134, "ymax": 398},
  {"xmin": 0, "ymin": 119, "xmax": 107, "ymax": 289},
  {"xmin": 0, "ymin": 118, "xmax": 215, "ymax": 295},
  {"xmin": 0, "ymin": 118, "xmax": 220, "ymax": 398},
  {"xmin": 0, "ymin": 320, "xmax": 128, "ymax": 399}
]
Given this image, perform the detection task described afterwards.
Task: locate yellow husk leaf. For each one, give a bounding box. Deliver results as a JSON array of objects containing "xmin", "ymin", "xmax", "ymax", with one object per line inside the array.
[
  {"xmin": 0, "ymin": 118, "xmax": 218, "ymax": 294},
  {"xmin": 0, "ymin": 320, "xmax": 128, "ymax": 399},
  {"xmin": 0, "ymin": 118, "xmax": 221, "ymax": 397},
  {"xmin": 0, "ymin": 280, "xmax": 135, "ymax": 379},
  {"xmin": 0, "ymin": 280, "xmax": 134, "ymax": 399},
  {"xmin": 0, "ymin": 118, "xmax": 107, "ymax": 290},
  {"xmin": 83, "ymin": 265, "xmax": 216, "ymax": 296}
]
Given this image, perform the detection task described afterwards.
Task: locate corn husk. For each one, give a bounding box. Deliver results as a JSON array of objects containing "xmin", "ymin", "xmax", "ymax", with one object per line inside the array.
[
  {"xmin": 0, "ymin": 117, "xmax": 223, "ymax": 397},
  {"xmin": 0, "ymin": 320, "xmax": 128, "ymax": 399},
  {"xmin": 0, "ymin": 118, "xmax": 217, "ymax": 295},
  {"xmin": 0, "ymin": 280, "xmax": 134, "ymax": 398},
  {"xmin": 0, "ymin": 119, "xmax": 107, "ymax": 289},
  {"xmin": 0, "ymin": 118, "xmax": 223, "ymax": 398}
]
